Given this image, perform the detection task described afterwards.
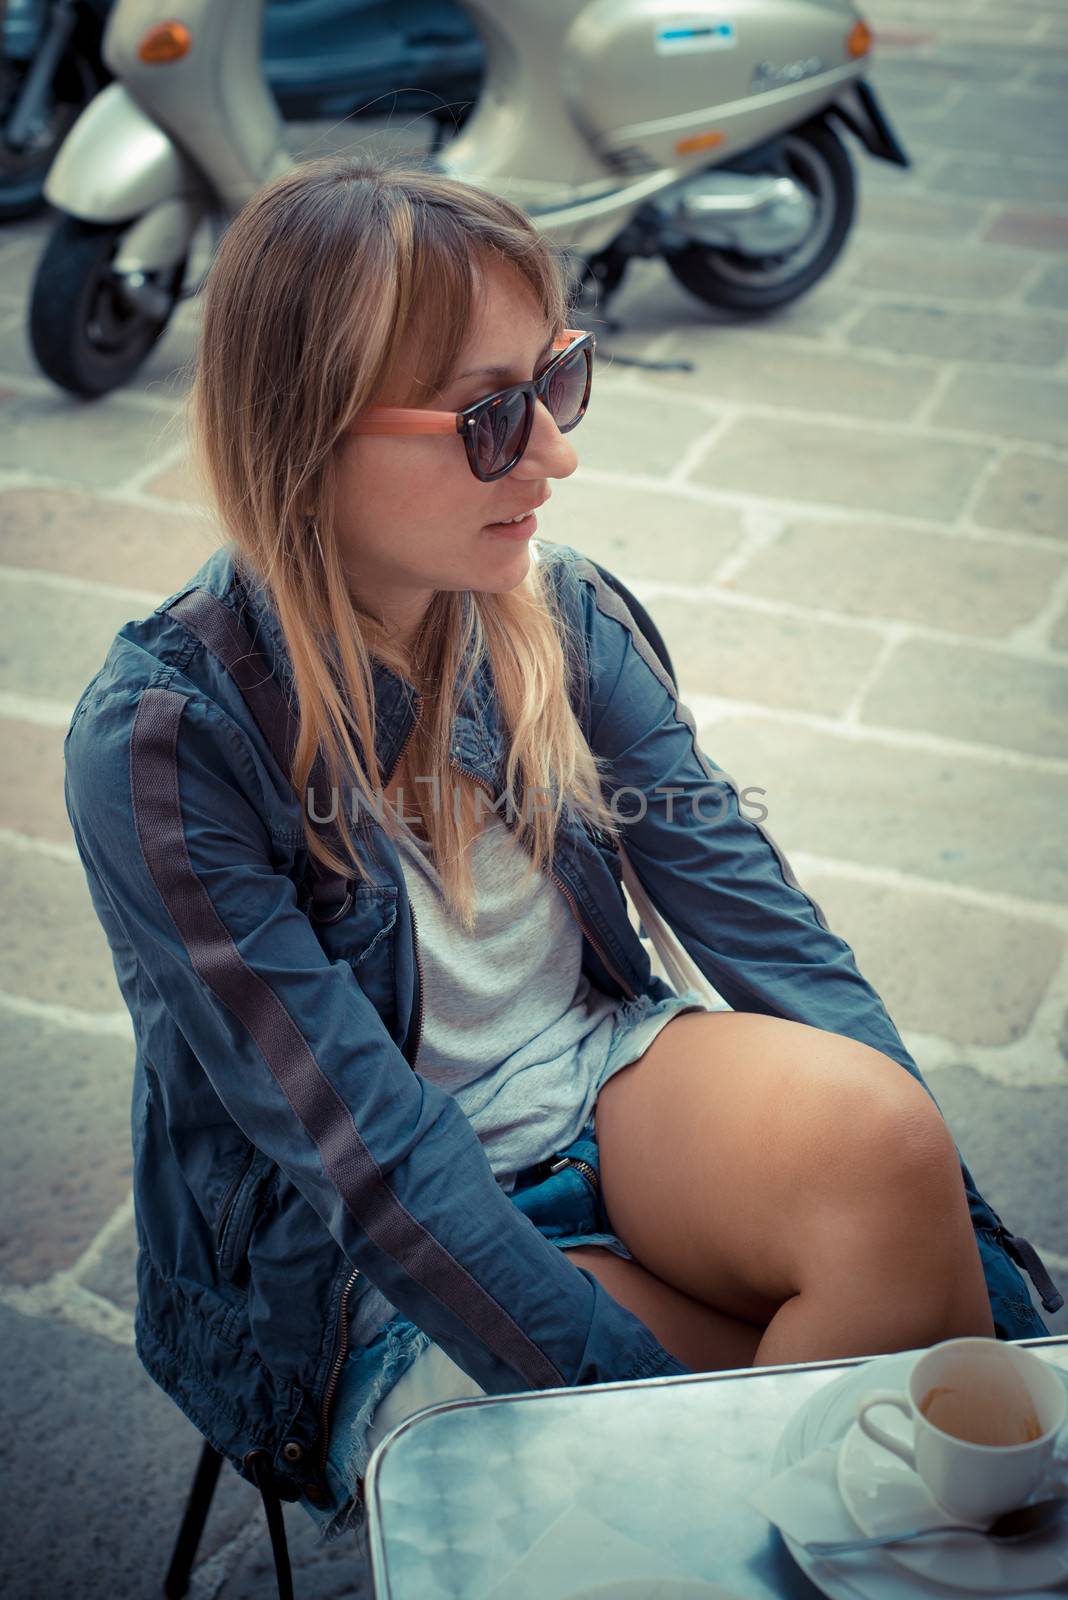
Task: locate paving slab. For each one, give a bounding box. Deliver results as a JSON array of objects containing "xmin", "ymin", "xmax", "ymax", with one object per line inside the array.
[
  {"xmin": 538, "ymin": 483, "xmax": 746, "ymax": 587},
  {"xmin": 0, "ymin": 570, "xmax": 154, "ymax": 703},
  {"xmin": 800, "ymin": 870, "xmax": 1063, "ymax": 1050},
  {"xmin": 0, "ymin": 1302, "xmax": 266, "ymax": 1600},
  {"xmin": 971, "ymin": 450, "xmax": 1068, "ymax": 541},
  {"xmin": 700, "ymin": 717, "xmax": 1068, "ymax": 904},
  {"xmin": 691, "ymin": 416, "xmax": 988, "ymax": 521},
  {"xmin": 846, "ymin": 302, "xmax": 1068, "ymax": 366},
  {"xmin": 933, "ymin": 370, "xmax": 1068, "ymax": 449},
  {"xmin": 571, "ymin": 376, "xmax": 721, "ymax": 479},
  {"xmin": 0, "ymin": 1015, "xmax": 133, "ymax": 1283},
  {"xmin": 79, "ymin": 1209, "xmax": 139, "ymax": 1315},
  {"xmin": 984, "ymin": 209, "xmax": 1068, "ymax": 253},
  {"xmin": 0, "ymin": 717, "xmax": 70, "ymax": 845},
  {"xmin": 629, "ymin": 332, "xmax": 938, "ymax": 423},
  {"xmin": 903, "ymin": 92, "xmax": 1068, "ymax": 161},
  {"xmin": 0, "ymin": 389, "xmax": 183, "ymax": 487},
  {"xmin": 643, "ymin": 594, "xmax": 884, "ymax": 719},
  {"xmin": 1052, "ymin": 604, "xmax": 1068, "ymax": 653},
  {"xmin": 218, "ymin": 1508, "xmax": 371, "ymax": 1600},
  {"xmin": 0, "ymin": 848, "xmax": 124, "ymax": 1015},
  {"xmin": 854, "ymin": 192, "xmax": 988, "ymax": 241},
  {"xmin": 1026, "ymin": 260, "xmax": 1068, "ymax": 308},
  {"xmin": 0, "ymin": 486, "xmax": 215, "ymax": 593},
  {"xmin": 860, "ymin": 636, "xmax": 1068, "ymax": 760},
  {"xmin": 729, "ymin": 517, "xmax": 1063, "ymax": 637},
  {"xmin": 842, "ymin": 241, "xmax": 1036, "ymax": 301},
  {"xmin": 928, "ymin": 157, "xmax": 1068, "ymax": 206}
]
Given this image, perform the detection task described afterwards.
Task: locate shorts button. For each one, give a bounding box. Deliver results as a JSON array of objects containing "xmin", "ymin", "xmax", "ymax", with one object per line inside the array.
[{"xmin": 282, "ymin": 1440, "xmax": 304, "ymax": 1463}]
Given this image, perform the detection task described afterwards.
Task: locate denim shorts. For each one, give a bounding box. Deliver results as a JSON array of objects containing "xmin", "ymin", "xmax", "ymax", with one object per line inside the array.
[{"xmin": 301, "ymin": 985, "xmax": 727, "ymax": 1541}]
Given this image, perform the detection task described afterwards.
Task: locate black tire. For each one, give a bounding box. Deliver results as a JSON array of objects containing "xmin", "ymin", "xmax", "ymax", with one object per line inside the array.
[
  {"xmin": 29, "ymin": 215, "xmax": 185, "ymax": 397},
  {"xmin": 573, "ymin": 247, "xmax": 629, "ymax": 312},
  {"xmin": 663, "ymin": 118, "xmax": 855, "ymax": 315},
  {"xmin": 0, "ymin": 53, "xmax": 100, "ymax": 224}
]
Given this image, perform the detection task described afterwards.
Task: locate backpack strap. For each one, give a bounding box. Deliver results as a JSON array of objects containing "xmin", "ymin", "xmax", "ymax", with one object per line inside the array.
[{"xmin": 169, "ymin": 588, "xmax": 352, "ymax": 925}]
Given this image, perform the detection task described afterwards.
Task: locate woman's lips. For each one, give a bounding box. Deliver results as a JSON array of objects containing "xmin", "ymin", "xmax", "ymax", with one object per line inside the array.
[
  {"xmin": 485, "ymin": 511, "xmax": 538, "ymax": 538},
  {"xmin": 484, "ymin": 492, "xmax": 549, "ymax": 534}
]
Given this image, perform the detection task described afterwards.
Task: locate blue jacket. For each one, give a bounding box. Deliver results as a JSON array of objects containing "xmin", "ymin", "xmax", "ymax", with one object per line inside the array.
[{"xmin": 63, "ymin": 538, "xmax": 1059, "ymax": 1513}]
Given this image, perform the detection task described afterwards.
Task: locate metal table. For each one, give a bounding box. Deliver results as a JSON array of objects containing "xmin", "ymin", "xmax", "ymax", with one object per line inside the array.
[{"xmin": 365, "ymin": 1335, "xmax": 1068, "ymax": 1599}]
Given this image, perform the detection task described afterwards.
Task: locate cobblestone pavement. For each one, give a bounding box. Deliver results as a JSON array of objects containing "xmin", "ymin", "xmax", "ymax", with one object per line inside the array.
[{"xmin": 1, "ymin": 2, "xmax": 1066, "ymax": 1595}]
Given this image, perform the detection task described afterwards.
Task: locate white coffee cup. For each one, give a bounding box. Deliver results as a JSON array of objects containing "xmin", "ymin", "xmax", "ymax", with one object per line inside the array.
[{"xmin": 856, "ymin": 1337, "xmax": 1067, "ymax": 1522}]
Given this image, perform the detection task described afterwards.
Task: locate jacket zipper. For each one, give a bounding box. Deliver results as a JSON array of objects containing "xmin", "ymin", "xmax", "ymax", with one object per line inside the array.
[
  {"xmin": 315, "ymin": 1264, "xmax": 361, "ymax": 1485},
  {"xmin": 405, "ymin": 896, "xmax": 424, "ymax": 1070},
  {"xmin": 215, "ymin": 1143, "xmax": 256, "ymax": 1256},
  {"xmin": 450, "ymin": 758, "xmax": 637, "ymax": 1002},
  {"xmin": 549, "ymin": 1153, "xmax": 600, "ymax": 1195}
]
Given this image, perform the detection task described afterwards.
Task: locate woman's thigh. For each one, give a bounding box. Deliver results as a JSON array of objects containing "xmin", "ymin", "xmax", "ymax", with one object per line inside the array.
[
  {"xmin": 592, "ymin": 1010, "xmax": 961, "ymax": 1327},
  {"xmin": 561, "ymin": 1244, "xmax": 765, "ymax": 1372}
]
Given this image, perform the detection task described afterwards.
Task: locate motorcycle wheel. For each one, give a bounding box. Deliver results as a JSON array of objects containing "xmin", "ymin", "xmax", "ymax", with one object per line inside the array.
[
  {"xmin": 29, "ymin": 216, "xmax": 186, "ymax": 398},
  {"xmin": 0, "ymin": 54, "xmax": 100, "ymax": 224},
  {"xmin": 663, "ymin": 118, "xmax": 855, "ymax": 314}
]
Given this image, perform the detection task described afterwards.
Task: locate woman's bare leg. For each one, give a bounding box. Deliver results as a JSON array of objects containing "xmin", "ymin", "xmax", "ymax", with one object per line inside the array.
[
  {"xmin": 562, "ymin": 1244, "xmax": 766, "ymax": 1371},
  {"xmin": 592, "ymin": 1012, "xmax": 994, "ymax": 1366}
]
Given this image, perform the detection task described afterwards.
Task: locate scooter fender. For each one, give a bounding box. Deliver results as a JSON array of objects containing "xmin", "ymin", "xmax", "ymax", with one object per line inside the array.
[{"xmin": 44, "ymin": 81, "xmax": 206, "ymax": 223}]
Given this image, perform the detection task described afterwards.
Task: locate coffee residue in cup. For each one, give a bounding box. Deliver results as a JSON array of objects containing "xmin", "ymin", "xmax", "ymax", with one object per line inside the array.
[{"xmin": 919, "ymin": 1380, "xmax": 1042, "ymax": 1447}]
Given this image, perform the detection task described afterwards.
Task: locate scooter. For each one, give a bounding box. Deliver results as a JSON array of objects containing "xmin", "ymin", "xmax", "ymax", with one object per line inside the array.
[
  {"xmin": 0, "ymin": 0, "xmax": 112, "ymax": 223},
  {"xmin": 30, "ymin": 0, "xmax": 908, "ymax": 398},
  {"xmin": 1, "ymin": 0, "xmax": 483, "ymax": 223}
]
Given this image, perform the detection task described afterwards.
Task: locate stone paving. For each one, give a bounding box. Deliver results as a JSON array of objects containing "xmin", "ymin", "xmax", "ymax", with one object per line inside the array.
[{"xmin": 1, "ymin": 1, "xmax": 1067, "ymax": 1594}]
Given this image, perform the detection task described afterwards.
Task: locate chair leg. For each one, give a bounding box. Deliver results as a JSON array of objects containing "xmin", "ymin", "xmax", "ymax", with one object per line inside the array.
[
  {"xmin": 247, "ymin": 1451, "xmax": 295, "ymax": 1600},
  {"xmin": 164, "ymin": 1439, "xmax": 224, "ymax": 1597}
]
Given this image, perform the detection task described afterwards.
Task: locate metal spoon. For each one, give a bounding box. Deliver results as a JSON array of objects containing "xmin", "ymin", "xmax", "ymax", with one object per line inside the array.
[{"xmin": 803, "ymin": 1494, "xmax": 1068, "ymax": 1556}]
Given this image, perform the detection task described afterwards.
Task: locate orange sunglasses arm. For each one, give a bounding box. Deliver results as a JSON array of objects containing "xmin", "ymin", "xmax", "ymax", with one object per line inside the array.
[{"xmin": 350, "ymin": 410, "xmax": 459, "ymax": 435}]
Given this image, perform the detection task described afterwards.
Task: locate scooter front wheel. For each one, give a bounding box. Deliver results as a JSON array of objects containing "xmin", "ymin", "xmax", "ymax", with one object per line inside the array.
[
  {"xmin": 29, "ymin": 216, "xmax": 185, "ymax": 398},
  {"xmin": 662, "ymin": 118, "xmax": 855, "ymax": 315}
]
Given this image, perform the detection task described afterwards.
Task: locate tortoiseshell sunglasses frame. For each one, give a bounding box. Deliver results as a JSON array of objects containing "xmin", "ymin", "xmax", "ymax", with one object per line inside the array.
[{"xmin": 349, "ymin": 329, "xmax": 595, "ymax": 481}]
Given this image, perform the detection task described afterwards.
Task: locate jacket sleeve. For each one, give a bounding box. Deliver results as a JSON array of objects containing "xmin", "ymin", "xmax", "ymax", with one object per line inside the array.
[
  {"xmin": 64, "ymin": 678, "xmax": 690, "ymax": 1397},
  {"xmin": 575, "ymin": 558, "xmax": 926, "ymax": 1085}
]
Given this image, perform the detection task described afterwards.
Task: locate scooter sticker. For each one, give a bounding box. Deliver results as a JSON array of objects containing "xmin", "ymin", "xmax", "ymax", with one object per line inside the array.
[{"xmin": 655, "ymin": 20, "xmax": 737, "ymax": 54}]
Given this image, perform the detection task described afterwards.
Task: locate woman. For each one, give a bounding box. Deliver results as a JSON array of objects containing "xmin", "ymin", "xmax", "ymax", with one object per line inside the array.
[{"xmin": 64, "ymin": 156, "xmax": 1057, "ymax": 1546}]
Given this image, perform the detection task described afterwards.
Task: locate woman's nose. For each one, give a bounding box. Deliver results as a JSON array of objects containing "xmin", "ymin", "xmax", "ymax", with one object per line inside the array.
[{"xmin": 517, "ymin": 397, "xmax": 579, "ymax": 480}]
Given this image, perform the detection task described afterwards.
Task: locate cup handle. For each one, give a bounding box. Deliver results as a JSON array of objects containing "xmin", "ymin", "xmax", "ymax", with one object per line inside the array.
[{"xmin": 856, "ymin": 1390, "xmax": 917, "ymax": 1471}]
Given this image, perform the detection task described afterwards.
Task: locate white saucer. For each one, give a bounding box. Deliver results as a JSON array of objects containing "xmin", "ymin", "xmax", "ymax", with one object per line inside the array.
[
  {"xmin": 769, "ymin": 1347, "xmax": 1068, "ymax": 1600},
  {"xmin": 837, "ymin": 1412, "xmax": 1068, "ymax": 1594}
]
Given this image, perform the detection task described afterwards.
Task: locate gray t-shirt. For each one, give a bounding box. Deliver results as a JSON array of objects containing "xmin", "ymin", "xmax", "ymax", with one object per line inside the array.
[
  {"xmin": 349, "ymin": 803, "xmax": 626, "ymax": 1346},
  {"xmin": 393, "ymin": 802, "xmax": 623, "ymax": 1189}
]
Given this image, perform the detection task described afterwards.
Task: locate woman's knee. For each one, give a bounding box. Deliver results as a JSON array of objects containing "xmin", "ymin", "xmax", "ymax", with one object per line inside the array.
[{"xmin": 838, "ymin": 1071, "xmax": 961, "ymax": 1205}]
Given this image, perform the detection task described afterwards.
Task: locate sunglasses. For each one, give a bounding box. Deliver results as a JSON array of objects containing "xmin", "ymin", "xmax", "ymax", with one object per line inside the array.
[{"xmin": 350, "ymin": 329, "xmax": 595, "ymax": 482}]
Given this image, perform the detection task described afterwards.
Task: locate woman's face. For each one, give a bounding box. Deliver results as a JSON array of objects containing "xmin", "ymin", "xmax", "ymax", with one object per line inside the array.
[{"xmin": 333, "ymin": 254, "xmax": 580, "ymax": 647}]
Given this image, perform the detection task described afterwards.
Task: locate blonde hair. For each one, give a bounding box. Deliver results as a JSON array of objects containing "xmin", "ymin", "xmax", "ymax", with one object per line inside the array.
[{"xmin": 190, "ymin": 155, "xmax": 621, "ymax": 930}]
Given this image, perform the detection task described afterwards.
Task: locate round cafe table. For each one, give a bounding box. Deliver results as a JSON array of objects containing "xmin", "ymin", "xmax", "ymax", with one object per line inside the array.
[{"xmin": 363, "ymin": 1335, "xmax": 1068, "ymax": 1599}]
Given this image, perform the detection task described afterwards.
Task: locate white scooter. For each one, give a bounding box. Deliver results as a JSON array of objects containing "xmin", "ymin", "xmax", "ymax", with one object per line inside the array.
[{"xmin": 30, "ymin": 0, "xmax": 907, "ymax": 397}]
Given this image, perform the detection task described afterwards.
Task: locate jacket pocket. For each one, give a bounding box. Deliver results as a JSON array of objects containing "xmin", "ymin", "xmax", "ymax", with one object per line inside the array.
[
  {"xmin": 313, "ymin": 883, "xmax": 399, "ymax": 1020},
  {"xmin": 215, "ymin": 1145, "xmax": 271, "ymax": 1284}
]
